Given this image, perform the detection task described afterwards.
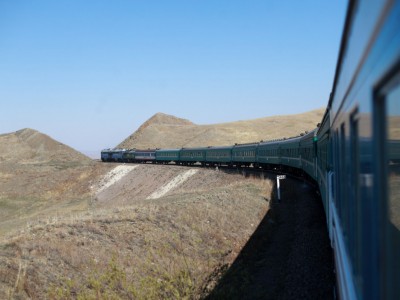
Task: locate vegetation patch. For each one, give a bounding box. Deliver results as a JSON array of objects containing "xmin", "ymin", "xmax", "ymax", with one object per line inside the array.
[{"xmin": 0, "ymin": 171, "xmax": 271, "ymax": 299}]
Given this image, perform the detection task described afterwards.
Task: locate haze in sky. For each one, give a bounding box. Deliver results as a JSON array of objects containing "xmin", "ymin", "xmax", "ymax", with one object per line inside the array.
[{"xmin": 0, "ymin": 1, "xmax": 347, "ymax": 157}]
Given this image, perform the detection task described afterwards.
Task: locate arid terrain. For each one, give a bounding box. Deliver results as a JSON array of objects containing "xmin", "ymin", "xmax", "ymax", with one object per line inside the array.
[
  {"xmin": 118, "ymin": 109, "xmax": 324, "ymax": 149},
  {"xmin": 0, "ymin": 109, "xmax": 331, "ymax": 299},
  {"xmin": 0, "ymin": 129, "xmax": 112, "ymax": 238}
]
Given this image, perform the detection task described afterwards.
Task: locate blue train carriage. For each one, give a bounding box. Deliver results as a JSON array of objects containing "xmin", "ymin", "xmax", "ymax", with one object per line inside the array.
[
  {"xmin": 316, "ymin": 109, "xmax": 331, "ymax": 214},
  {"xmin": 299, "ymin": 129, "xmax": 317, "ymax": 180},
  {"xmin": 122, "ymin": 149, "xmax": 136, "ymax": 163},
  {"xmin": 232, "ymin": 142, "xmax": 258, "ymax": 167},
  {"xmin": 327, "ymin": 1, "xmax": 400, "ymax": 298},
  {"xmin": 257, "ymin": 140, "xmax": 281, "ymax": 169},
  {"xmin": 133, "ymin": 149, "xmax": 156, "ymax": 163},
  {"xmin": 205, "ymin": 145, "xmax": 233, "ymax": 167},
  {"xmin": 108, "ymin": 148, "xmax": 125, "ymax": 162},
  {"xmin": 278, "ymin": 136, "xmax": 303, "ymax": 173},
  {"xmin": 155, "ymin": 148, "xmax": 180, "ymax": 164},
  {"xmin": 179, "ymin": 147, "xmax": 207, "ymax": 166},
  {"xmin": 101, "ymin": 149, "xmax": 113, "ymax": 162}
]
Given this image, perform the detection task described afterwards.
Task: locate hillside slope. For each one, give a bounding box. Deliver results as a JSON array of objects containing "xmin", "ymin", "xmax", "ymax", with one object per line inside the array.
[
  {"xmin": 0, "ymin": 128, "xmax": 92, "ymax": 164},
  {"xmin": 0, "ymin": 128, "xmax": 110, "ymax": 237},
  {"xmin": 117, "ymin": 109, "xmax": 324, "ymax": 149},
  {"xmin": 0, "ymin": 164, "xmax": 271, "ymax": 299}
]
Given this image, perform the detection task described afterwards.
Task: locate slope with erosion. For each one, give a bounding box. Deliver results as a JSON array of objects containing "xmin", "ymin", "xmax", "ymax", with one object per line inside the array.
[{"xmin": 0, "ymin": 164, "xmax": 271, "ymax": 299}]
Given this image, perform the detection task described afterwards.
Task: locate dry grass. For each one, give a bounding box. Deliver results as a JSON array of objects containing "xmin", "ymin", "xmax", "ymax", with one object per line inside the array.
[
  {"xmin": 0, "ymin": 161, "xmax": 113, "ymax": 238},
  {"xmin": 0, "ymin": 169, "xmax": 272, "ymax": 299},
  {"xmin": 118, "ymin": 109, "xmax": 324, "ymax": 149},
  {"xmin": 0, "ymin": 110, "xmax": 317, "ymax": 298}
]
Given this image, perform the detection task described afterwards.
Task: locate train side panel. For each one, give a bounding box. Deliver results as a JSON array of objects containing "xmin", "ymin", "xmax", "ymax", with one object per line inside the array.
[
  {"xmin": 232, "ymin": 143, "xmax": 258, "ymax": 166},
  {"xmin": 205, "ymin": 146, "xmax": 233, "ymax": 166},
  {"xmin": 101, "ymin": 149, "xmax": 113, "ymax": 162},
  {"xmin": 134, "ymin": 149, "xmax": 156, "ymax": 163},
  {"xmin": 299, "ymin": 130, "xmax": 317, "ymax": 180},
  {"xmin": 317, "ymin": 111, "xmax": 331, "ymax": 215},
  {"xmin": 279, "ymin": 137, "xmax": 302, "ymax": 171},
  {"xmin": 122, "ymin": 150, "xmax": 135, "ymax": 163},
  {"xmin": 257, "ymin": 141, "xmax": 281, "ymax": 167},
  {"xmin": 156, "ymin": 149, "xmax": 180, "ymax": 163},
  {"xmin": 180, "ymin": 147, "xmax": 207, "ymax": 165},
  {"xmin": 328, "ymin": 0, "xmax": 400, "ymax": 298}
]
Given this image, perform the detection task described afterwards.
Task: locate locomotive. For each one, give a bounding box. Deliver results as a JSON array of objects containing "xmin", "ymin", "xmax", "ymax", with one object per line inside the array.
[{"xmin": 102, "ymin": 1, "xmax": 400, "ymax": 298}]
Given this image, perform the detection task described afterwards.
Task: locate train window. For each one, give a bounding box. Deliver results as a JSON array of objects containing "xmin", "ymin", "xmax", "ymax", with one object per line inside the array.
[
  {"xmin": 340, "ymin": 123, "xmax": 348, "ymax": 242},
  {"xmin": 350, "ymin": 110, "xmax": 362, "ymax": 290},
  {"xmin": 333, "ymin": 130, "xmax": 339, "ymax": 203},
  {"xmin": 375, "ymin": 71, "xmax": 400, "ymax": 299},
  {"xmin": 385, "ymin": 81, "xmax": 400, "ymax": 298},
  {"xmin": 386, "ymin": 83, "xmax": 400, "ymax": 227}
]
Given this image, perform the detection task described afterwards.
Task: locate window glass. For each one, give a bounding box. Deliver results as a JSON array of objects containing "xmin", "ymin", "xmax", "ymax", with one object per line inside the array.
[
  {"xmin": 387, "ymin": 84, "xmax": 400, "ymax": 230},
  {"xmin": 384, "ymin": 80, "xmax": 400, "ymax": 299}
]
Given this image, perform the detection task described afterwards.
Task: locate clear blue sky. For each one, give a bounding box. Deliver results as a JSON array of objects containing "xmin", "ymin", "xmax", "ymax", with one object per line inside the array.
[{"xmin": 0, "ymin": 0, "xmax": 347, "ymax": 157}]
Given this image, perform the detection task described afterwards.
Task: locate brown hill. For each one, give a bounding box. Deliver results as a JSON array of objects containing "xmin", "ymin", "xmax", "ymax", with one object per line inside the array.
[
  {"xmin": 117, "ymin": 109, "xmax": 325, "ymax": 149},
  {"xmin": 0, "ymin": 128, "xmax": 111, "ymax": 237},
  {"xmin": 118, "ymin": 113, "xmax": 194, "ymax": 149},
  {"xmin": 0, "ymin": 128, "xmax": 92, "ymax": 164}
]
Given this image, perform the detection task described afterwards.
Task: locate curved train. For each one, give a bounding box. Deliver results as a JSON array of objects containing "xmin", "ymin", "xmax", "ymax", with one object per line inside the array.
[
  {"xmin": 102, "ymin": 1, "xmax": 400, "ymax": 299},
  {"xmin": 101, "ymin": 130, "xmax": 318, "ymax": 177}
]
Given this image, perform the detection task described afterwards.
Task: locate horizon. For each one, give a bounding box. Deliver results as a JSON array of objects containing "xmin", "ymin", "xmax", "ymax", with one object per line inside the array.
[{"xmin": 0, "ymin": 1, "xmax": 347, "ymax": 156}]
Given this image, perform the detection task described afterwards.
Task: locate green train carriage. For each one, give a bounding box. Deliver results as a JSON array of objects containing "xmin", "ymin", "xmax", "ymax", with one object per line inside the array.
[
  {"xmin": 299, "ymin": 129, "xmax": 318, "ymax": 180},
  {"xmin": 205, "ymin": 146, "xmax": 233, "ymax": 166},
  {"xmin": 232, "ymin": 143, "xmax": 258, "ymax": 167},
  {"xmin": 257, "ymin": 140, "xmax": 281, "ymax": 169},
  {"xmin": 179, "ymin": 147, "xmax": 207, "ymax": 166},
  {"xmin": 155, "ymin": 149, "xmax": 180, "ymax": 164}
]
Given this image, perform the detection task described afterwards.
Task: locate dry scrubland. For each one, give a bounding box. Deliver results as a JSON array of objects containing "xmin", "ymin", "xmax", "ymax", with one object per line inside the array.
[
  {"xmin": 0, "ymin": 109, "xmax": 323, "ymax": 298},
  {"xmin": 0, "ymin": 129, "xmax": 113, "ymax": 237},
  {"xmin": 1, "ymin": 165, "xmax": 271, "ymax": 299}
]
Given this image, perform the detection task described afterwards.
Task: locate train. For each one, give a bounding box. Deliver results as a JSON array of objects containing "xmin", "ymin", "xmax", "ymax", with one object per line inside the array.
[
  {"xmin": 101, "ymin": 131, "xmax": 317, "ymax": 175},
  {"xmin": 101, "ymin": 1, "xmax": 400, "ymax": 299}
]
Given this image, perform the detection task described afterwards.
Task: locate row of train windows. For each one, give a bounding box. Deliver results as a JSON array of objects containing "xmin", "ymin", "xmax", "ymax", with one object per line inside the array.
[
  {"xmin": 258, "ymin": 148, "xmax": 313, "ymax": 158},
  {"xmin": 208, "ymin": 151, "xmax": 229, "ymax": 157},
  {"xmin": 136, "ymin": 153, "xmax": 155, "ymax": 157},
  {"xmin": 333, "ymin": 72, "xmax": 399, "ymax": 298},
  {"xmin": 282, "ymin": 148, "xmax": 299, "ymax": 157},
  {"xmin": 233, "ymin": 150, "xmax": 255, "ymax": 157},
  {"xmin": 159, "ymin": 152, "xmax": 177, "ymax": 157},
  {"xmin": 258, "ymin": 149, "xmax": 279, "ymax": 156},
  {"xmin": 123, "ymin": 153, "xmax": 135, "ymax": 157},
  {"xmin": 181, "ymin": 152, "xmax": 203, "ymax": 158}
]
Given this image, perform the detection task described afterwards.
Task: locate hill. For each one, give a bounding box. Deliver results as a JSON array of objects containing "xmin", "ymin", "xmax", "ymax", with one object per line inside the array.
[
  {"xmin": 117, "ymin": 109, "xmax": 325, "ymax": 149},
  {"xmin": 0, "ymin": 128, "xmax": 111, "ymax": 237},
  {"xmin": 0, "ymin": 109, "xmax": 331, "ymax": 298},
  {"xmin": 0, "ymin": 128, "xmax": 92, "ymax": 164}
]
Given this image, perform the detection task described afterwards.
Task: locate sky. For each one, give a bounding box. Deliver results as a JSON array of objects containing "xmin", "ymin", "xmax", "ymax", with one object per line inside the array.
[{"xmin": 0, "ymin": 0, "xmax": 348, "ymax": 157}]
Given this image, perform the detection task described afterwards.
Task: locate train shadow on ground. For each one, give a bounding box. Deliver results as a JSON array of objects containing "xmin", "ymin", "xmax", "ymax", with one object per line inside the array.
[{"xmin": 204, "ymin": 170, "xmax": 335, "ymax": 300}]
